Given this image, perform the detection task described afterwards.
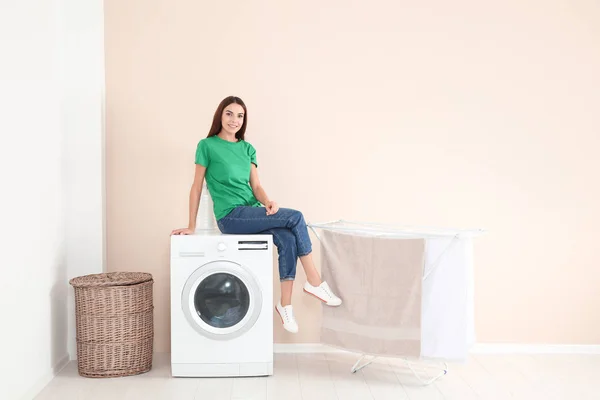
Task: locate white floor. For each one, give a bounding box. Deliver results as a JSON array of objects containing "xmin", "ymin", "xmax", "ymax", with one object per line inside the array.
[{"xmin": 35, "ymin": 352, "xmax": 600, "ymax": 400}]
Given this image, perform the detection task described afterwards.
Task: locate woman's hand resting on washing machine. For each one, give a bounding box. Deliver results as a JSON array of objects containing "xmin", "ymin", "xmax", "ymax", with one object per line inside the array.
[{"xmin": 171, "ymin": 227, "xmax": 195, "ymax": 235}]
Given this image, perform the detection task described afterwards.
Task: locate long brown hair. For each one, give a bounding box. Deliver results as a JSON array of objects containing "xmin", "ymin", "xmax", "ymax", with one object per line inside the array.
[{"xmin": 206, "ymin": 96, "xmax": 248, "ymax": 141}]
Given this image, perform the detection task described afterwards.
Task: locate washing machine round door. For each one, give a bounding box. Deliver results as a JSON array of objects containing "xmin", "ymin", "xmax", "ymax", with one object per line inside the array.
[{"xmin": 181, "ymin": 260, "xmax": 263, "ymax": 340}]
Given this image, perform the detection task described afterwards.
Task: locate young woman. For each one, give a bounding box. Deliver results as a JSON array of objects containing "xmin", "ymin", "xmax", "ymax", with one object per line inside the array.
[{"xmin": 171, "ymin": 96, "xmax": 342, "ymax": 333}]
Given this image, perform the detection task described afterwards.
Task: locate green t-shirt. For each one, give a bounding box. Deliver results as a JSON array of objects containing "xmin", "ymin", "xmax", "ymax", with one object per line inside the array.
[{"xmin": 195, "ymin": 135, "xmax": 262, "ymax": 220}]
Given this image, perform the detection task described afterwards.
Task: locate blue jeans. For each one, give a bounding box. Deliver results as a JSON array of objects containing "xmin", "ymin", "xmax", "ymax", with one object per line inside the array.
[{"xmin": 217, "ymin": 206, "xmax": 313, "ymax": 282}]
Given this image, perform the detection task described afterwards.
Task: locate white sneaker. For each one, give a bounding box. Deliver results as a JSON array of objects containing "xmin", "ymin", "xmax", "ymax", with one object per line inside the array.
[
  {"xmin": 303, "ymin": 281, "xmax": 342, "ymax": 306},
  {"xmin": 275, "ymin": 302, "xmax": 299, "ymax": 333}
]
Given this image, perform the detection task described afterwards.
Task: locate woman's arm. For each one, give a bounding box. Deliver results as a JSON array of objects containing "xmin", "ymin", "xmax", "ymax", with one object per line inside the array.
[
  {"xmin": 187, "ymin": 164, "xmax": 207, "ymax": 230},
  {"xmin": 249, "ymin": 164, "xmax": 279, "ymax": 215},
  {"xmin": 172, "ymin": 164, "xmax": 206, "ymax": 235},
  {"xmin": 249, "ymin": 164, "xmax": 270, "ymax": 204}
]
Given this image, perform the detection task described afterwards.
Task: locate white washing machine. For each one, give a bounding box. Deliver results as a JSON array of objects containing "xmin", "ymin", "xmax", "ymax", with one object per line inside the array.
[{"xmin": 170, "ymin": 233, "xmax": 274, "ymax": 377}]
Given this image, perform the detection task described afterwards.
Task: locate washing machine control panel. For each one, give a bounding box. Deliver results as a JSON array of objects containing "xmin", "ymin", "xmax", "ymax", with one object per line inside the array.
[
  {"xmin": 237, "ymin": 241, "xmax": 269, "ymax": 250},
  {"xmin": 217, "ymin": 242, "xmax": 227, "ymax": 252}
]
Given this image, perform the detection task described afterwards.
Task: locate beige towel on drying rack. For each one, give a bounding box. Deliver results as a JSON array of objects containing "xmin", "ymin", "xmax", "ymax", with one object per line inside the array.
[{"xmin": 320, "ymin": 229, "xmax": 425, "ymax": 358}]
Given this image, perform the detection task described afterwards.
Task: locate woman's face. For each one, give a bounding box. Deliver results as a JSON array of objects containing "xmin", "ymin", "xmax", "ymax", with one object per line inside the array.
[{"xmin": 221, "ymin": 103, "xmax": 245, "ymax": 135}]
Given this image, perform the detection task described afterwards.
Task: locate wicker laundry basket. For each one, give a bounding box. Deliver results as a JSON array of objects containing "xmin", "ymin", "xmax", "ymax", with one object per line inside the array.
[{"xmin": 69, "ymin": 272, "xmax": 154, "ymax": 378}]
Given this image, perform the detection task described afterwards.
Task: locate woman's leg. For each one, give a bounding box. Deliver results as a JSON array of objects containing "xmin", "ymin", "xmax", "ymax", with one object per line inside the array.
[
  {"xmin": 218, "ymin": 206, "xmax": 341, "ymax": 308},
  {"xmin": 217, "ymin": 207, "xmax": 313, "ymax": 257},
  {"xmin": 280, "ymin": 280, "xmax": 293, "ymax": 307},
  {"xmin": 299, "ymin": 254, "xmax": 322, "ymax": 287},
  {"xmin": 263, "ymin": 228, "xmax": 297, "ymax": 306}
]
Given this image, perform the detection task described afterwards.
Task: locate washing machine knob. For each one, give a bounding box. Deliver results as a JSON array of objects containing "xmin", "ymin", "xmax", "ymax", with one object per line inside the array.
[{"xmin": 217, "ymin": 242, "xmax": 227, "ymax": 252}]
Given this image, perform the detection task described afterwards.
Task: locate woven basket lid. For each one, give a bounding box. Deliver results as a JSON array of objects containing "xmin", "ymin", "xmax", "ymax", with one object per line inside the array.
[{"xmin": 69, "ymin": 272, "xmax": 153, "ymax": 287}]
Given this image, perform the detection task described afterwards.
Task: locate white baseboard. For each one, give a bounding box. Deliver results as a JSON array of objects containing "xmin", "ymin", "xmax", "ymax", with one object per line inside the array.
[
  {"xmin": 470, "ymin": 343, "xmax": 600, "ymax": 355},
  {"xmin": 21, "ymin": 354, "xmax": 70, "ymax": 400},
  {"xmin": 275, "ymin": 343, "xmax": 600, "ymax": 355},
  {"xmin": 274, "ymin": 343, "xmax": 347, "ymax": 354}
]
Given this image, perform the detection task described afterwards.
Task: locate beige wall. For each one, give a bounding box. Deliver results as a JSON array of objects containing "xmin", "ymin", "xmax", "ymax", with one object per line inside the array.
[{"xmin": 105, "ymin": 0, "xmax": 600, "ymax": 351}]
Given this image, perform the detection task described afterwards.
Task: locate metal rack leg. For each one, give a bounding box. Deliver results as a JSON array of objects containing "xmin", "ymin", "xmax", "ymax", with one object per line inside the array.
[
  {"xmin": 403, "ymin": 359, "xmax": 448, "ymax": 385},
  {"xmin": 350, "ymin": 354, "xmax": 375, "ymax": 373},
  {"xmin": 350, "ymin": 354, "xmax": 449, "ymax": 386}
]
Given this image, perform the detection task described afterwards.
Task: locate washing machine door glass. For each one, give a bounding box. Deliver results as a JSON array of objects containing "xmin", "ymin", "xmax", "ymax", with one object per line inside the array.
[
  {"xmin": 182, "ymin": 260, "xmax": 263, "ymax": 340},
  {"xmin": 194, "ymin": 272, "xmax": 250, "ymax": 328}
]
